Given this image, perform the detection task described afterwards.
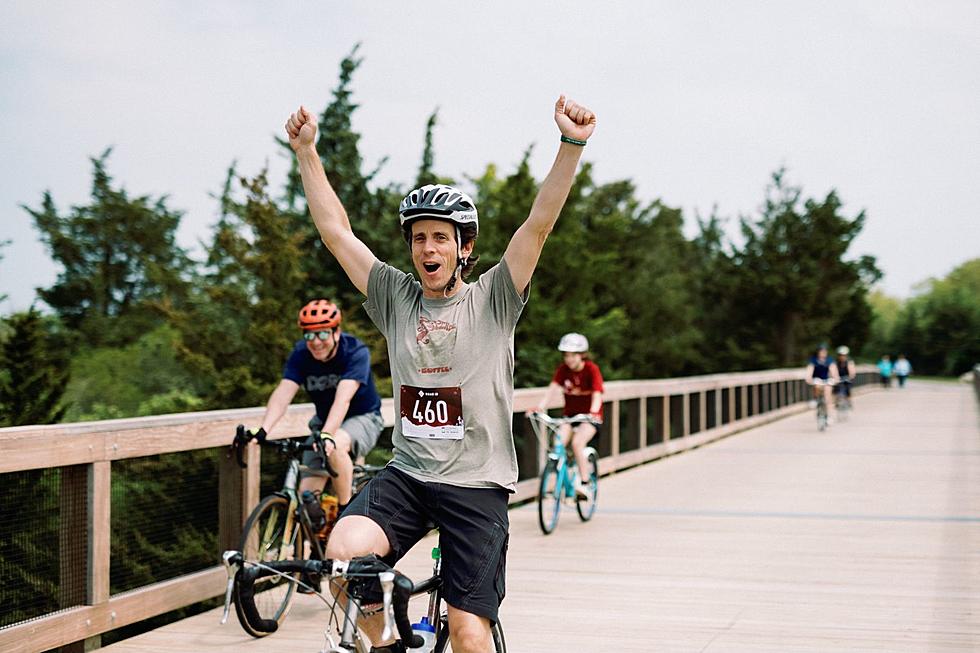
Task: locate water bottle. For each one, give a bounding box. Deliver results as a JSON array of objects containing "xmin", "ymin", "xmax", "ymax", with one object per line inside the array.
[
  {"xmin": 410, "ymin": 616, "xmax": 436, "ymax": 652},
  {"xmin": 318, "ymin": 493, "xmax": 340, "ymax": 541},
  {"xmin": 301, "ymin": 490, "xmax": 327, "ymax": 532}
]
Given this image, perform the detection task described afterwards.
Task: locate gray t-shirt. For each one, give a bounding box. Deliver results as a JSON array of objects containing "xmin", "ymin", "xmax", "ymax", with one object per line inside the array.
[{"xmin": 364, "ymin": 258, "xmax": 528, "ymax": 491}]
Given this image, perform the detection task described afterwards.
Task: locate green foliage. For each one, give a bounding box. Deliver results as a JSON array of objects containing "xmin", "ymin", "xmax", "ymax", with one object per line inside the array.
[
  {"xmin": 881, "ymin": 259, "xmax": 980, "ymax": 375},
  {"xmin": 24, "ymin": 150, "xmax": 191, "ymax": 347},
  {"xmin": 167, "ymin": 169, "xmax": 308, "ymax": 409},
  {"xmin": 61, "ymin": 325, "xmax": 202, "ymax": 421},
  {"xmin": 0, "ymin": 469, "xmax": 60, "ymax": 627},
  {"xmin": 724, "ymin": 170, "xmax": 880, "ymax": 367},
  {"xmin": 0, "ymin": 309, "xmax": 70, "ymax": 426}
]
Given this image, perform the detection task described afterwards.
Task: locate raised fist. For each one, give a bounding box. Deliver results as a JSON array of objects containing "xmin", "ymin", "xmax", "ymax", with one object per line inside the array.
[
  {"xmin": 554, "ymin": 95, "xmax": 596, "ymax": 142},
  {"xmin": 285, "ymin": 106, "xmax": 317, "ymax": 152}
]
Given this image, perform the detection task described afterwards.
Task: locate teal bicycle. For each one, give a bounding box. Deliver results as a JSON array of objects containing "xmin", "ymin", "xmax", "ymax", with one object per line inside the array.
[{"xmin": 526, "ymin": 412, "xmax": 599, "ymax": 535}]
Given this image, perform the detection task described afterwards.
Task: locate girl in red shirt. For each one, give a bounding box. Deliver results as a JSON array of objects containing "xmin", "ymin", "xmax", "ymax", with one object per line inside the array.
[{"xmin": 533, "ymin": 333, "xmax": 604, "ymax": 498}]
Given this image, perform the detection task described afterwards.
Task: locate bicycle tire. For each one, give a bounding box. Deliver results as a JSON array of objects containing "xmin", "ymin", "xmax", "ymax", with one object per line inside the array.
[
  {"xmin": 537, "ymin": 460, "xmax": 561, "ymax": 535},
  {"xmin": 433, "ymin": 617, "xmax": 506, "ymax": 652},
  {"xmin": 816, "ymin": 400, "xmax": 827, "ymax": 432},
  {"xmin": 575, "ymin": 449, "xmax": 598, "ymax": 522},
  {"xmin": 233, "ymin": 494, "xmax": 305, "ymax": 637}
]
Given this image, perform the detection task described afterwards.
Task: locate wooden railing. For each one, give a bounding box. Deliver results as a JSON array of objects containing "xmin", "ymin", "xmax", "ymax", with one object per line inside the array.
[{"xmin": 0, "ymin": 366, "xmax": 877, "ymax": 652}]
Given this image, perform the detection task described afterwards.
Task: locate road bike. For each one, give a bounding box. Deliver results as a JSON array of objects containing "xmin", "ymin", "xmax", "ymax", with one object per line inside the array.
[
  {"xmin": 834, "ymin": 378, "xmax": 853, "ymax": 422},
  {"xmin": 220, "ymin": 543, "xmax": 507, "ymax": 652},
  {"xmin": 808, "ymin": 379, "xmax": 838, "ymax": 431},
  {"xmin": 229, "ymin": 425, "xmax": 385, "ymax": 636},
  {"xmin": 525, "ymin": 412, "xmax": 599, "ymax": 535}
]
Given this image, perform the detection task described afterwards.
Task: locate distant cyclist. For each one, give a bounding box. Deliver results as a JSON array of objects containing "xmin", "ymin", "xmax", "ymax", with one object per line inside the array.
[
  {"xmin": 805, "ymin": 345, "xmax": 840, "ymax": 417},
  {"xmin": 532, "ymin": 332, "xmax": 604, "ymax": 499},
  {"xmin": 250, "ymin": 299, "xmax": 383, "ymax": 511},
  {"xmin": 833, "ymin": 346, "xmax": 856, "ymax": 407}
]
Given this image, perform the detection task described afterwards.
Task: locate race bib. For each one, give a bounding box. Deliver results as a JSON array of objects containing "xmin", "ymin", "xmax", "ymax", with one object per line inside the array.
[{"xmin": 400, "ymin": 385, "xmax": 464, "ymax": 440}]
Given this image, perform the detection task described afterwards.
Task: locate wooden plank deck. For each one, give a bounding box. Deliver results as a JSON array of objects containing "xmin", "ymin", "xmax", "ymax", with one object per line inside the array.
[{"xmin": 105, "ymin": 381, "xmax": 979, "ymax": 652}]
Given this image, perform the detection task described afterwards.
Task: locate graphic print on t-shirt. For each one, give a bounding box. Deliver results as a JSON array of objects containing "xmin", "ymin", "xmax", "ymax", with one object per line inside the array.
[{"xmin": 414, "ymin": 316, "xmax": 457, "ymax": 374}]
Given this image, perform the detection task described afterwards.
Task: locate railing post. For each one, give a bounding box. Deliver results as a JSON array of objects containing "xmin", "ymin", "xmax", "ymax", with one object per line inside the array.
[
  {"xmin": 728, "ymin": 385, "xmax": 736, "ymax": 423},
  {"xmin": 698, "ymin": 391, "xmax": 707, "ymax": 433},
  {"xmin": 60, "ymin": 462, "xmax": 111, "ymax": 652},
  {"xmin": 662, "ymin": 395, "xmax": 671, "ymax": 441},
  {"xmin": 715, "ymin": 386, "xmax": 723, "ymax": 427},
  {"xmin": 218, "ymin": 442, "xmax": 259, "ymax": 554},
  {"xmin": 610, "ymin": 400, "xmax": 621, "ymax": 460},
  {"xmin": 639, "ymin": 394, "xmax": 648, "ymax": 447},
  {"xmin": 682, "ymin": 393, "xmax": 690, "ymax": 437}
]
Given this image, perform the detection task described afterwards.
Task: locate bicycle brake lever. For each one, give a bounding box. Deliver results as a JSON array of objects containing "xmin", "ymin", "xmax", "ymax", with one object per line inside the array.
[
  {"xmin": 220, "ymin": 550, "xmax": 241, "ymax": 625},
  {"xmin": 378, "ymin": 571, "xmax": 395, "ymax": 642}
]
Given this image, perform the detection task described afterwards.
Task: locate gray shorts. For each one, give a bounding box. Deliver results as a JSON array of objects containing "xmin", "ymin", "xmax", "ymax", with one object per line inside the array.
[{"xmin": 303, "ymin": 411, "xmax": 384, "ymax": 468}]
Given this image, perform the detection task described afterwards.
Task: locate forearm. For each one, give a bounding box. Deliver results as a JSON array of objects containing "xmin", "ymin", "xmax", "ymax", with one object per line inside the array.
[
  {"xmin": 296, "ymin": 146, "xmax": 352, "ymax": 242},
  {"xmin": 261, "ymin": 382, "xmax": 298, "ymax": 433},
  {"xmin": 323, "ymin": 380, "xmax": 360, "ymax": 435},
  {"xmin": 537, "ymin": 382, "xmax": 562, "ymax": 410},
  {"xmin": 322, "ymin": 398, "xmax": 351, "ymax": 437},
  {"xmin": 526, "ymin": 144, "xmax": 584, "ymax": 234},
  {"xmin": 589, "ymin": 392, "xmax": 603, "ymax": 414}
]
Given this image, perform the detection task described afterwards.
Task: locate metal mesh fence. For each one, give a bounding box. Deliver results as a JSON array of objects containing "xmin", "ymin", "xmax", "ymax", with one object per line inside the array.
[
  {"xmin": 0, "ymin": 467, "xmax": 88, "ymax": 630},
  {"xmin": 109, "ymin": 449, "xmax": 220, "ymax": 594}
]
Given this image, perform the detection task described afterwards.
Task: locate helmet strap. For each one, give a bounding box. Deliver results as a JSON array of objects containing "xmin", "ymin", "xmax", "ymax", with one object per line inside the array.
[{"xmin": 442, "ymin": 226, "xmax": 467, "ymax": 297}]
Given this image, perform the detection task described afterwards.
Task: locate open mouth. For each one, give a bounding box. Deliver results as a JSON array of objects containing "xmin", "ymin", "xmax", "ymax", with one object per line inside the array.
[{"xmin": 422, "ymin": 262, "xmax": 441, "ymax": 274}]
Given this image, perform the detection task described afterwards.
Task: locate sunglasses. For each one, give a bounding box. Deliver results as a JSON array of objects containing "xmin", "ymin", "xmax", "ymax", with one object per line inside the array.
[{"xmin": 303, "ymin": 330, "xmax": 334, "ymax": 342}]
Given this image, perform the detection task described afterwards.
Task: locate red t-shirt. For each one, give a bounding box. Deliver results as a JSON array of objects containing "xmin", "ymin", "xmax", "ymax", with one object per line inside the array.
[{"xmin": 552, "ymin": 360, "xmax": 604, "ymax": 418}]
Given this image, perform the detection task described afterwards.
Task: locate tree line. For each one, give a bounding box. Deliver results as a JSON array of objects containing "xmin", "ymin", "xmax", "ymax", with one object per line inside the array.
[{"xmin": 8, "ymin": 46, "xmax": 971, "ymax": 428}]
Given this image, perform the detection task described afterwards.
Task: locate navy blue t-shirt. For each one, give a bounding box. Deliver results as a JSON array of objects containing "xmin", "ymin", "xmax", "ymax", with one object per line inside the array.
[
  {"xmin": 283, "ymin": 333, "xmax": 382, "ymax": 420},
  {"xmin": 809, "ymin": 355, "xmax": 832, "ymax": 380}
]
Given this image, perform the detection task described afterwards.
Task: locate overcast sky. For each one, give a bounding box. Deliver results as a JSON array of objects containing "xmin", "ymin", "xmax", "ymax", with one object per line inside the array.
[{"xmin": 2, "ymin": 1, "xmax": 978, "ymax": 314}]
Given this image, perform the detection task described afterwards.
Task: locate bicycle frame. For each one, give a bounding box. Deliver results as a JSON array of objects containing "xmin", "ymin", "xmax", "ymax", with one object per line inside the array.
[{"xmin": 528, "ymin": 412, "xmax": 600, "ymax": 534}]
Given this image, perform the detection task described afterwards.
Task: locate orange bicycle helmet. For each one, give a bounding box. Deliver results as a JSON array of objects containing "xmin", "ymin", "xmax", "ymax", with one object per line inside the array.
[{"xmin": 297, "ymin": 299, "xmax": 342, "ymax": 330}]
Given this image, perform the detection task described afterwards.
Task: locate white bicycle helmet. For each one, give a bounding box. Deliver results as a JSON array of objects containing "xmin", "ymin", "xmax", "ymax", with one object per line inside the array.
[
  {"xmin": 836, "ymin": 346, "xmax": 850, "ymax": 356},
  {"xmin": 558, "ymin": 333, "xmax": 589, "ymax": 353},
  {"xmin": 399, "ymin": 184, "xmax": 478, "ymax": 235}
]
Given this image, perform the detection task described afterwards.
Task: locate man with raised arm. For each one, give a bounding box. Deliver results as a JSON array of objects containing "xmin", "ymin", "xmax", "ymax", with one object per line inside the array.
[{"xmin": 285, "ymin": 95, "xmax": 596, "ymax": 653}]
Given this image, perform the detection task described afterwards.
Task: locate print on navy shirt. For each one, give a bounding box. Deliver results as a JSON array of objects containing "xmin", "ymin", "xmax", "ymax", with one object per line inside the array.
[{"xmin": 282, "ymin": 333, "xmax": 382, "ymax": 420}]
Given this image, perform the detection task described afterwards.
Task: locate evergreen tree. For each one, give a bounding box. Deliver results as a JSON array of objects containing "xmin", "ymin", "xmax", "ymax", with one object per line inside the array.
[
  {"xmin": 0, "ymin": 308, "xmax": 70, "ymax": 426},
  {"xmin": 24, "ymin": 150, "xmax": 191, "ymax": 346},
  {"xmin": 731, "ymin": 170, "xmax": 880, "ymax": 366},
  {"xmin": 168, "ymin": 169, "xmax": 307, "ymax": 408}
]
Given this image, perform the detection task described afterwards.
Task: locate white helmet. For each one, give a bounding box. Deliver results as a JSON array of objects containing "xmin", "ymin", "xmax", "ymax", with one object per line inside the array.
[
  {"xmin": 558, "ymin": 333, "xmax": 589, "ymax": 353},
  {"xmin": 399, "ymin": 184, "xmax": 478, "ymax": 236},
  {"xmin": 836, "ymin": 346, "xmax": 850, "ymax": 356}
]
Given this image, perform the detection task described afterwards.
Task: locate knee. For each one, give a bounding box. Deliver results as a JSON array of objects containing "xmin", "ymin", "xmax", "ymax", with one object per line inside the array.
[
  {"xmin": 325, "ymin": 516, "xmax": 389, "ymax": 559},
  {"xmin": 449, "ymin": 619, "xmax": 490, "ymax": 653}
]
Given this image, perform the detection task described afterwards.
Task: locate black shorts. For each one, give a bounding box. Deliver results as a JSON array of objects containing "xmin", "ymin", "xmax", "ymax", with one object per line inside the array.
[{"xmin": 342, "ymin": 466, "xmax": 509, "ymax": 624}]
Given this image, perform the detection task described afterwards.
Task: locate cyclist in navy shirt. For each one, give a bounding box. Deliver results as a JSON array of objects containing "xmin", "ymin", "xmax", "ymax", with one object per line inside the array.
[
  {"xmin": 251, "ymin": 299, "xmax": 382, "ymax": 509},
  {"xmin": 805, "ymin": 344, "xmax": 840, "ymax": 419}
]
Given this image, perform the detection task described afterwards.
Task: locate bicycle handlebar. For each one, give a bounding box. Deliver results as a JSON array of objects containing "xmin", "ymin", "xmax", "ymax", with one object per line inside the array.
[
  {"xmin": 231, "ymin": 425, "xmax": 337, "ymax": 478},
  {"xmin": 526, "ymin": 412, "xmax": 602, "ymax": 426},
  {"xmin": 225, "ymin": 551, "xmax": 423, "ymax": 648}
]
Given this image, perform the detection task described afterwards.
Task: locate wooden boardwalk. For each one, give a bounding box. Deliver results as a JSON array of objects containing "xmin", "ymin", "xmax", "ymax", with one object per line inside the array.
[{"xmin": 106, "ymin": 381, "xmax": 979, "ymax": 652}]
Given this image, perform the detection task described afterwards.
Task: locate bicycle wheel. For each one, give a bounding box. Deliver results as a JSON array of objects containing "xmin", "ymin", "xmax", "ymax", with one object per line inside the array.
[
  {"xmin": 537, "ymin": 460, "xmax": 562, "ymax": 535},
  {"xmin": 433, "ymin": 615, "xmax": 506, "ymax": 652},
  {"xmin": 816, "ymin": 400, "xmax": 827, "ymax": 431},
  {"xmin": 234, "ymin": 494, "xmax": 304, "ymax": 637},
  {"xmin": 575, "ymin": 449, "xmax": 598, "ymax": 522}
]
